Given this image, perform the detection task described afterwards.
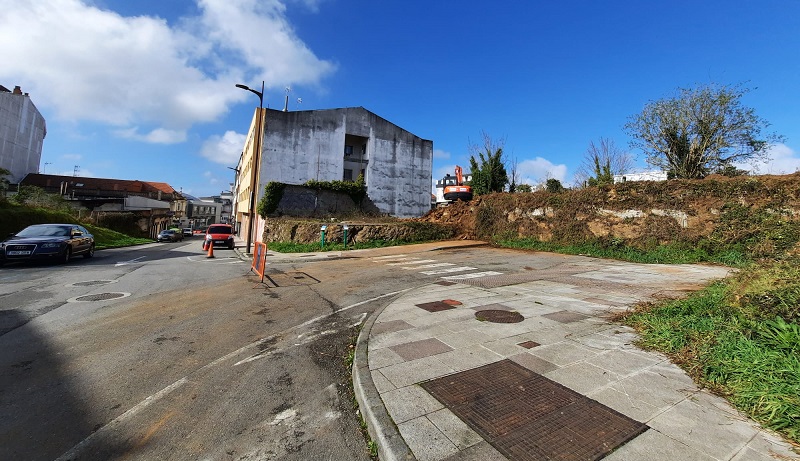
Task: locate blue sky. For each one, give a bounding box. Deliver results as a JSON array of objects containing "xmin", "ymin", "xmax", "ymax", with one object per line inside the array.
[{"xmin": 2, "ymin": 0, "xmax": 799, "ymax": 197}]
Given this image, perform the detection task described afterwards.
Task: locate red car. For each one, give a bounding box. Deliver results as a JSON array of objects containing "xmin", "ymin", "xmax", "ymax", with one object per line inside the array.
[{"xmin": 203, "ymin": 224, "xmax": 235, "ymax": 250}]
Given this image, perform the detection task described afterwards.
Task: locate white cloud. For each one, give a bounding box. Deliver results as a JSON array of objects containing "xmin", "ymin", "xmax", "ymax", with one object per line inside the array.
[
  {"xmin": 61, "ymin": 154, "xmax": 82, "ymax": 161},
  {"xmin": 738, "ymin": 143, "xmax": 800, "ymax": 175},
  {"xmin": 516, "ymin": 157, "xmax": 567, "ymax": 185},
  {"xmin": 0, "ymin": 0, "xmax": 335, "ymax": 133},
  {"xmin": 200, "ymin": 130, "xmax": 247, "ymax": 165},
  {"xmin": 433, "ymin": 149, "xmax": 451, "ymax": 160},
  {"xmin": 114, "ymin": 127, "xmax": 187, "ymax": 144}
]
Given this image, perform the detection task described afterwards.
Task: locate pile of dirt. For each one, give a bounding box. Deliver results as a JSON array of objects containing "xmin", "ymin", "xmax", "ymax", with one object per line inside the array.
[{"xmin": 415, "ymin": 199, "xmax": 480, "ymax": 239}]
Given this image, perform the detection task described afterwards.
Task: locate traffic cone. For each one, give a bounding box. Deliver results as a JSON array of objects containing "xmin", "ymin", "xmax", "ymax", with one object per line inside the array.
[{"xmin": 206, "ymin": 241, "xmax": 215, "ymax": 258}]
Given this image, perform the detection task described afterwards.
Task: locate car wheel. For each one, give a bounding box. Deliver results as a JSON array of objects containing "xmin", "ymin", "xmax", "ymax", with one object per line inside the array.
[
  {"xmin": 228, "ymin": 241, "xmax": 235, "ymax": 250},
  {"xmin": 61, "ymin": 247, "xmax": 71, "ymax": 264},
  {"xmin": 84, "ymin": 244, "xmax": 95, "ymax": 258}
]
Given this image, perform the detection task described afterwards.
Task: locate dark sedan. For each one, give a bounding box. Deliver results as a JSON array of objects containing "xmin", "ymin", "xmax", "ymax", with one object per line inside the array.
[{"xmin": 0, "ymin": 224, "xmax": 95, "ymax": 265}]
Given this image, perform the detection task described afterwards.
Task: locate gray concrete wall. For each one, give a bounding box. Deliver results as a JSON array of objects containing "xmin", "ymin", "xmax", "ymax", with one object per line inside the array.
[
  {"xmin": 260, "ymin": 107, "xmax": 432, "ymax": 218},
  {"xmin": 0, "ymin": 91, "xmax": 46, "ymax": 183}
]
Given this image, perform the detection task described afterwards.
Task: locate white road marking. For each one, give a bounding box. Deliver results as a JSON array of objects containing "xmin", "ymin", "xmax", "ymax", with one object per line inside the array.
[
  {"xmin": 56, "ymin": 378, "xmax": 188, "ymax": 460},
  {"xmin": 386, "ymin": 259, "xmax": 437, "ymax": 266},
  {"xmin": 420, "ymin": 266, "xmax": 477, "ymax": 275},
  {"xmin": 401, "ymin": 262, "xmax": 455, "ymax": 270},
  {"xmin": 115, "ymin": 256, "xmax": 147, "ymax": 266},
  {"xmin": 370, "ymin": 254, "xmax": 408, "ymax": 260},
  {"xmin": 56, "ymin": 288, "xmax": 414, "ymax": 459},
  {"xmin": 441, "ymin": 271, "xmax": 503, "ymax": 280}
]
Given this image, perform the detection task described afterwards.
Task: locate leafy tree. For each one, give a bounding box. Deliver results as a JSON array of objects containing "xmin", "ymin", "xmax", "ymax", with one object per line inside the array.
[
  {"xmin": 515, "ymin": 184, "xmax": 532, "ymax": 193},
  {"xmin": 624, "ymin": 83, "xmax": 784, "ymax": 179},
  {"xmin": 574, "ymin": 138, "xmax": 632, "ymax": 187},
  {"xmin": 468, "ymin": 132, "xmax": 508, "ymax": 195},
  {"xmin": 545, "ymin": 178, "xmax": 565, "ymax": 193}
]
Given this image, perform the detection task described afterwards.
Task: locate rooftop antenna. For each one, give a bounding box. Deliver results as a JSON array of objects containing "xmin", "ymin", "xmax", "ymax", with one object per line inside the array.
[
  {"xmin": 43, "ymin": 162, "xmax": 52, "ymax": 174},
  {"xmin": 283, "ymin": 86, "xmax": 291, "ymax": 112},
  {"xmin": 73, "ymin": 165, "xmax": 80, "ymax": 177}
]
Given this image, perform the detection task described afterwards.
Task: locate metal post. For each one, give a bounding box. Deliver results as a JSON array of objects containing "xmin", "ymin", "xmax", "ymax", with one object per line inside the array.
[{"xmin": 320, "ymin": 225, "xmax": 327, "ymax": 248}]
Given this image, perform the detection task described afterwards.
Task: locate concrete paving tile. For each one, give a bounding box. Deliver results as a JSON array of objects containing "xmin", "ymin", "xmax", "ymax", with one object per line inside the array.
[
  {"xmin": 508, "ymin": 352, "xmax": 559, "ymax": 374},
  {"xmin": 381, "ymin": 384, "xmax": 445, "ymax": 424},
  {"xmin": 397, "ymin": 416, "xmax": 459, "ymax": 461},
  {"xmin": 648, "ymin": 398, "xmax": 760, "ymax": 460},
  {"xmin": 437, "ymin": 329, "xmax": 496, "ymax": 348},
  {"xmin": 529, "ymin": 340, "xmax": 599, "ymax": 366},
  {"xmin": 609, "ymin": 370, "xmax": 696, "ymax": 411},
  {"xmin": 370, "ymin": 327, "xmax": 435, "ymax": 349},
  {"xmin": 435, "ymin": 344, "xmax": 503, "ymax": 372},
  {"xmin": 545, "ymin": 362, "xmax": 622, "ymax": 394},
  {"xmin": 371, "ymin": 370, "xmax": 396, "ymax": 394},
  {"xmin": 368, "ymin": 346, "xmax": 404, "ymax": 370},
  {"xmin": 743, "ymin": 430, "xmax": 800, "ymax": 460},
  {"xmin": 647, "ymin": 361, "xmax": 697, "ymax": 387},
  {"xmin": 427, "ymin": 408, "xmax": 485, "ymax": 450},
  {"xmin": 472, "ymin": 320, "xmax": 536, "ymax": 339},
  {"xmin": 685, "ymin": 389, "xmax": 744, "ymax": 417},
  {"xmin": 371, "ymin": 319, "xmax": 415, "ymax": 336},
  {"xmin": 509, "ymin": 326, "xmax": 572, "ymax": 345},
  {"xmin": 380, "ymin": 355, "xmax": 455, "ymax": 388},
  {"xmin": 603, "ymin": 429, "xmax": 716, "ymax": 461},
  {"xmin": 481, "ymin": 338, "xmax": 532, "ymax": 356},
  {"xmin": 587, "ymin": 387, "xmax": 663, "ymax": 422},
  {"xmin": 440, "ymin": 441, "xmax": 506, "ymax": 461},
  {"xmin": 390, "ymin": 337, "xmax": 454, "ymax": 361},
  {"xmin": 586, "ymin": 349, "xmax": 663, "ymax": 376}
]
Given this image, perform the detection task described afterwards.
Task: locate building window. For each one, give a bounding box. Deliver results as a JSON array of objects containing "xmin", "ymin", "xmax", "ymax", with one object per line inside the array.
[
  {"xmin": 344, "ymin": 145, "xmax": 353, "ymax": 156},
  {"xmin": 343, "ymin": 169, "xmax": 353, "ymax": 181}
]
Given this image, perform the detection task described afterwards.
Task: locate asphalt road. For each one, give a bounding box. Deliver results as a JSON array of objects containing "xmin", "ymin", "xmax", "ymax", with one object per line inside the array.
[{"xmin": 2, "ymin": 239, "xmax": 496, "ymax": 460}]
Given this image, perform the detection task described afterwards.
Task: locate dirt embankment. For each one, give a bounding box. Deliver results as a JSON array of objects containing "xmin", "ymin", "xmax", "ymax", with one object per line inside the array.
[{"xmin": 265, "ymin": 173, "xmax": 800, "ymax": 254}]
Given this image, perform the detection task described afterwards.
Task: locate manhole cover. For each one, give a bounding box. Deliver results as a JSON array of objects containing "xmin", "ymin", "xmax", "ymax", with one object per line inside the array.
[
  {"xmin": 421, "ymin": 360, "xmax": 648, "ymax": 461},
  {"xmin": 475, "ymin": 309, "xmax": 524, "ymax": 323},
  {"xmin": 73, "ymin": 292, "xmax": 128, "ymax": 302}
]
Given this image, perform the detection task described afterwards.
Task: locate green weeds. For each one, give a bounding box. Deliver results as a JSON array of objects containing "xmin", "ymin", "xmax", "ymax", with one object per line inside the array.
[{"xmin": 619, "ymin": 259, "xmax": 800, "ymax": 445}]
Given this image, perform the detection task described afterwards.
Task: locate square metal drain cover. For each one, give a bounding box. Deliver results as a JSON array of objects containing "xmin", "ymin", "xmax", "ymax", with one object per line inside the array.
[
  {"xmin": 415, "ymin": 301, "xmax": 456, "ymax": 313},
  {"xmin": 420, "ymin": 360, "xmax": 647, "ymax": 461}
]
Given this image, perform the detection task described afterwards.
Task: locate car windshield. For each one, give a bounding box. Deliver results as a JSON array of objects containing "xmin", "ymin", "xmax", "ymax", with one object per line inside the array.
[
  {"xmin": 207, "ymin": 226, "xmax": 231, "ymax": 234},
  {"xmin": 17, "ymin": 225, "xmax": 71, "ymax": 237},
  {"xmin": 160, "ymin": 230, "xmax": 173, "ymax": 235}
]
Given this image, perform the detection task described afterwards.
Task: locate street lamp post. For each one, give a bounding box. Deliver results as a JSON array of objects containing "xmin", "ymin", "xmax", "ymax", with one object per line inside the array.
[{"xmin": 235, "ymin": 81, "xmax": 264, "ymax": 255}]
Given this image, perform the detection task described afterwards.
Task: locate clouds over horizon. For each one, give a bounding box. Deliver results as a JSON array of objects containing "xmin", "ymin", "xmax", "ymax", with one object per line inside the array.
[{"xmin": 0, "ymin": 0, "xmax": 335, "ymax": 143}]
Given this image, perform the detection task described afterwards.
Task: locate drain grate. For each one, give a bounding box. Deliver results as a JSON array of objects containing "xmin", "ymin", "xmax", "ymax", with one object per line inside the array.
[
  {"xmin": 475, "ymin": 309, "xmax": 524, "ymax": 323},
  {"xmin": 421, "ymin": 360, "xmax": 647, "ymax": 461},
  {"xmin": 457, "ymin": 272, "xmax": 543, "ymax": 289},
  {"xmin": 74, "ymin": 292, "xmax": 127, "ymax": 302}
]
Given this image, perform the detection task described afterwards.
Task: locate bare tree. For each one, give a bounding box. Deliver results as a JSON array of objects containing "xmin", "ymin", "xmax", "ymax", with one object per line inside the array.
[{"xmin": 573, "ymin": 138, "xmax": 634, "ymax": 187}]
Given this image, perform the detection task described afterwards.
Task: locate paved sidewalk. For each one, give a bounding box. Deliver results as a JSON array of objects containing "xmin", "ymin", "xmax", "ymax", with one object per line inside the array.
[{"xmin": 353, "ymin": 253, "xmax": 799, "ymax": 461}]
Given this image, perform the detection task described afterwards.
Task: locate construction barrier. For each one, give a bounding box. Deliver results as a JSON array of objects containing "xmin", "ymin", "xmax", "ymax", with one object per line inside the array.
[{"xmin": 251, "ymin": 242, "xmax": 267, "ymax": 282}]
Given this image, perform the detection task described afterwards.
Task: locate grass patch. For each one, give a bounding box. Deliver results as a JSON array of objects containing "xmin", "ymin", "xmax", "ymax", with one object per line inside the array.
[
  {"xmin": 495, "ymin": 237, "xmax": 749, "ymax": 266},
  {"xmin": 618, "ymin": 258, "xmax": 800, "ymax": 445},
  {"xmin": 84, "ymin": 224, "xmax": 153, "ymax": 249}
]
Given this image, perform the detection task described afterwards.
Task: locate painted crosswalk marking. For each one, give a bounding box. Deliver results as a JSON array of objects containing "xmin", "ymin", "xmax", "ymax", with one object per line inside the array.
[
  {"xmin": 371, "ymin": 254, "xmax": 408, "ymax": 260},
  {"xmin": 386, "ymin": 259, "xmax": 437, "ymax": 266},
  {"xmin": 420, "ymin": 266, "xmax": 477, "ymax": 275},
  {"xmin": 442, "ymin": 271, "xmax": 503, "ymax": 280},
  {"xmin": 401, "ymin": 263, "xmax": 455, "ymax": 270}
]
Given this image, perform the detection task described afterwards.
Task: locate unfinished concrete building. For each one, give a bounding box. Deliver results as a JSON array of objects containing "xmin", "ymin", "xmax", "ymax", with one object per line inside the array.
[{"xmin": 0, "ymin": 85, "xmax": 46, "ymax": 184}]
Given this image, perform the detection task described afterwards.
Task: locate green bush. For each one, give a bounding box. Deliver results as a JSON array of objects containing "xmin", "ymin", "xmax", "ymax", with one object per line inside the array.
[{"xmin": 257, "ymin": 181, "xmax": 286, "ymax": 218}]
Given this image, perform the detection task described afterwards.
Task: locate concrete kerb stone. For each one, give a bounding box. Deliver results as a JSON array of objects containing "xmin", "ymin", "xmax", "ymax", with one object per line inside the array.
[{"xmin": 353, "ymin": 301, "xmax": 417, "ymax": 461}]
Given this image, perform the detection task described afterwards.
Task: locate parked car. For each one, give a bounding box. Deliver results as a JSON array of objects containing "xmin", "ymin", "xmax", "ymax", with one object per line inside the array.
[
  {"xmin": 157, "ymin": 229, "xmax": 183, "ymax": 242},
  {"xmin": 182, "ymin": 228, "xmax": 193, "ymax": 237},
  {"xmin": 0, "ymin": 223, "xmax": 95, "ymax": 265},
  {"xmin": 204, "ymin": 224, "xmax": 235, "ymax": 250}
]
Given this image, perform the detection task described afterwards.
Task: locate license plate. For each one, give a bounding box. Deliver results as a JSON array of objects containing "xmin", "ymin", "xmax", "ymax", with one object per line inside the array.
[
  {"xmin": 215, "ymin": 240, "xmax": 225, "ymax": 244},
  {"xmin": 7, "ymin": 250, "xmax": 31, "ymax": 256}
]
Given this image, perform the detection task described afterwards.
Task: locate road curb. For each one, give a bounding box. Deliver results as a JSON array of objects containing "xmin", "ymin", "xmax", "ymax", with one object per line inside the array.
[{"xmin": 353, "ymin": 301, "xmax": 416, "ymax": 461}]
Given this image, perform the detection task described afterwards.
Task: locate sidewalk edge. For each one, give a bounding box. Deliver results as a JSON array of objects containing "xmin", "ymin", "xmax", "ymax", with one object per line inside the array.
[{"xmin": 353, "ymin": 303, "xmax": 416, "ymax": 461}]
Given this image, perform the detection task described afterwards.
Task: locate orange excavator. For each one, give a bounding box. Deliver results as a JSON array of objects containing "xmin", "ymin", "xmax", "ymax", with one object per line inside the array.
[{"xmin": 442, "ymin": 165, "xmax": 473, "ymax": 202}]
